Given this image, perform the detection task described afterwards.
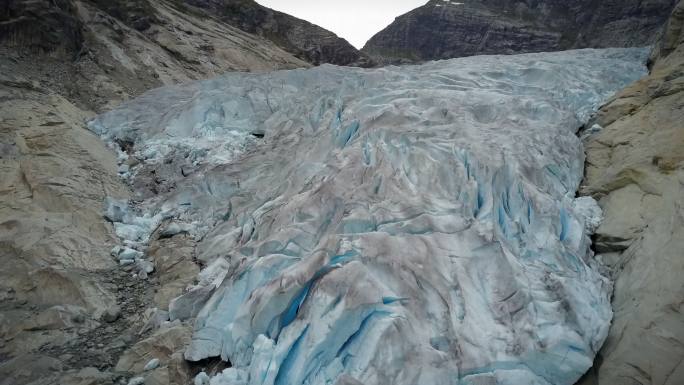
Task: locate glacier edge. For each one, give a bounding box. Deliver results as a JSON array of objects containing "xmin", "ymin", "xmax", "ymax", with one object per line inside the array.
[{"xmin": 89, "ymin": 48, "xmax": 650, "ymax": 385}]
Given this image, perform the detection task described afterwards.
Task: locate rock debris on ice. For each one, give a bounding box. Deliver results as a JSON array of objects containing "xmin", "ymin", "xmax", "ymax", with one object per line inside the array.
[{"xmin": 90, "ymin": 48, "xmax": 649, "ymax": 385}]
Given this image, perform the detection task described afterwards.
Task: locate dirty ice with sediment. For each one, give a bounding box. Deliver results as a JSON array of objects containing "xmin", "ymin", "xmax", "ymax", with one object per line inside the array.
[{"xmin": 89, "ymin": 48, "xmax": 649, "ymax": 385}]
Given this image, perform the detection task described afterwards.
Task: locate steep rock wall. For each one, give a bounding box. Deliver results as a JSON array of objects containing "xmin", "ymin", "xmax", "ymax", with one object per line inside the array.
[
  {"xmin": 579, "ymin": 2, "xmax": 684, "ymax": 384},
  {"xmin": 363, "ymin": 0, "xmax": 677, "ymax": 64},
  {"xmin": 183, "ymin": 0, "xmax": 374, "ymax": 67}
]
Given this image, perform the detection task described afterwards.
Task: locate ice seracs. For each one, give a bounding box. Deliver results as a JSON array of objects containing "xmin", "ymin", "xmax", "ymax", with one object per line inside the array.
[{"xmin": 90, "ymin": 48, "xmax": 649, "ymax": 385}]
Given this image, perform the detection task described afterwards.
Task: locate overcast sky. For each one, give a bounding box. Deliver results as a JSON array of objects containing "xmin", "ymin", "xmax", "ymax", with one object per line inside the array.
[{"xmin": 256, "ymin": 0, "xmax": 428, "ymax": 49}]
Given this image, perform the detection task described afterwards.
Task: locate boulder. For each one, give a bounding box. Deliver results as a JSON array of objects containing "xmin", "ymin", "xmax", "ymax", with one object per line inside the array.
[
  {"xmin": 0, "ymin": 354, "xmax": 63, "ymax": 385},
  {"xmin": 102, "ymin": 305, "xmax": 121, "ymax": 323},
  {"xmin": 115, "ymin": 325, "xmax": 191, "ymax": 373},
  {"xmin": 168, "ymin": 285, "xmax": 214, "ymax": 322},
  {"xmin": 146, "ymin": 236, "xmax": 199, "ymax": 309},
  {"xmin": 59, "ymin": 367, "xmax": 113, "ymax": 385}
]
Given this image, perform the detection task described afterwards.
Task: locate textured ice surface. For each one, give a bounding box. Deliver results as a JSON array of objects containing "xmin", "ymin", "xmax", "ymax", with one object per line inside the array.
[{"xmin": 90, "ymin": 48, "xmax": 649, "ymax": 385}]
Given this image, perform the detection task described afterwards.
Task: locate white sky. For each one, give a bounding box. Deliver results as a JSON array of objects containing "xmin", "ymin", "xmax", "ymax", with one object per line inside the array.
[{"xmin": 256, "ymin": 0, "xmax": 428, "ymax": 49}]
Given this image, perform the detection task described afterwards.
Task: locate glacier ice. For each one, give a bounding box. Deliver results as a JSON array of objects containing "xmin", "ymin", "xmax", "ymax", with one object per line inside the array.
[{"xmin": 90, "ymin": 48, "xmax": 649, "ymax": 385}]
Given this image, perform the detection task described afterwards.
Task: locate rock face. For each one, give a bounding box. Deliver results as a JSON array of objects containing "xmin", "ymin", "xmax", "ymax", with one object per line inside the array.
[
  {"xmin": 115, "ymin": 325, "xmax": 190, "ymax": 374},
  {"xmin": 578, "ymin": 2, "xmax": 684, "ymax": 384},
  {"xmin": 184, "ymin": 0, "xmax": 374, "ymax": 67},
  {"xmin": 0, "ymin": 73, "xmax": 128, "ymax": 360},
  {"xmin": 0, "ymin": 0, "xmax": 310, "ymax": 111},
  {"xmin": 363, "ymin": 0, "xmax": 677, "ymax": 64},
  {"xmin": 91, "ymin": 48, "xmax": 647, "ymax": 385}
]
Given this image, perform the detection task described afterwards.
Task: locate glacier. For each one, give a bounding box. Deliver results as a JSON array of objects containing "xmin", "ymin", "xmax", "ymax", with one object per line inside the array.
[{"xmin": 89, "ymin": 48, "xmax": 649, "ymax": 385}]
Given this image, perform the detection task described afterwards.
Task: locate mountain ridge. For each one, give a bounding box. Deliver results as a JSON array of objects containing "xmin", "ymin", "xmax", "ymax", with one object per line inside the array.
[
  {"xmin": 183, "ymin": 0, "xmax": 374, "ymax": 67},
  {"xmin": 362, "ymin": 0, "xmax": 678, "ymax": 64}
]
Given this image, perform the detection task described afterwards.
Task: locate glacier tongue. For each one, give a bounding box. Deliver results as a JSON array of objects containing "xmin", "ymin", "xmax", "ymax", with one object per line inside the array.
[{"xmin": 90, "ymin": 48, "xmax": 649, "ymax": 385}]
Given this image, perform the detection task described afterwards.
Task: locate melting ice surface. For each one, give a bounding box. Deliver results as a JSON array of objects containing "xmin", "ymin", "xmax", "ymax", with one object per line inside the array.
[{"xmin": 90, "ymin": 48, "xmax": 649, "ymax": 385}]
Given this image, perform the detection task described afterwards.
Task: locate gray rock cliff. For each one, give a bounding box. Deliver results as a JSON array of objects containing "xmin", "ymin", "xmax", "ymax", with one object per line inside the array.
[
  {"xmin": 183, "ymin": 0, "xmax": 374, "ymax": 67},
  {"xmin": 363, "ymin": 0, "xmax": 678, "ymax": 64},
  {"xmin": 579, "ymin": 1, "xmax": 684, "ymax": 384}
]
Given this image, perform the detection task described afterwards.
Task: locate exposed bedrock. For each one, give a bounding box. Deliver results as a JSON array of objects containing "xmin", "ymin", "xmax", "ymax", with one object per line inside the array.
[
  {"xmin": 362, "ymin": 0, "xmax": 677, "ymax": 64},
  {"xmin": 91, "ymin": 48, "xmax": 648, "ymax": 385},
  {"xmin": 578, "ymin": 1, "xmax": 684, "ymax": 384},
  {"xmin": 183, "ymin": 0, "xmax": 374, "ymax": 67}
]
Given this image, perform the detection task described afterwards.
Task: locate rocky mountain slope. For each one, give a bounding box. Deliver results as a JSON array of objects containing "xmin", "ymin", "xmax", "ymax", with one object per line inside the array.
[
  {"xmin": 0, "ymin": 1, "xmax": 357, "ymax": 384},
  {"xmin": 184, "ymin": 0, "xmax": 374, "ymax": 67},
  {"xmin": 0, "ymin": 0, "xmax": 312, "ymax": 111},
  {"xmin": 578, "ymin": 1, "xmax": 684, "ymax": 384},
  {"xmin": 363, "ymin": 0, "xmax": 677, "ymax": 64}
]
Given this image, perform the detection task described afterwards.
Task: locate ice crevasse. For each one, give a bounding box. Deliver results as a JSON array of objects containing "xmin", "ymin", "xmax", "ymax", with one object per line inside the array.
[{"xmin": 90, "ymin": 48, "xmax": 649, "ymax": 385}]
